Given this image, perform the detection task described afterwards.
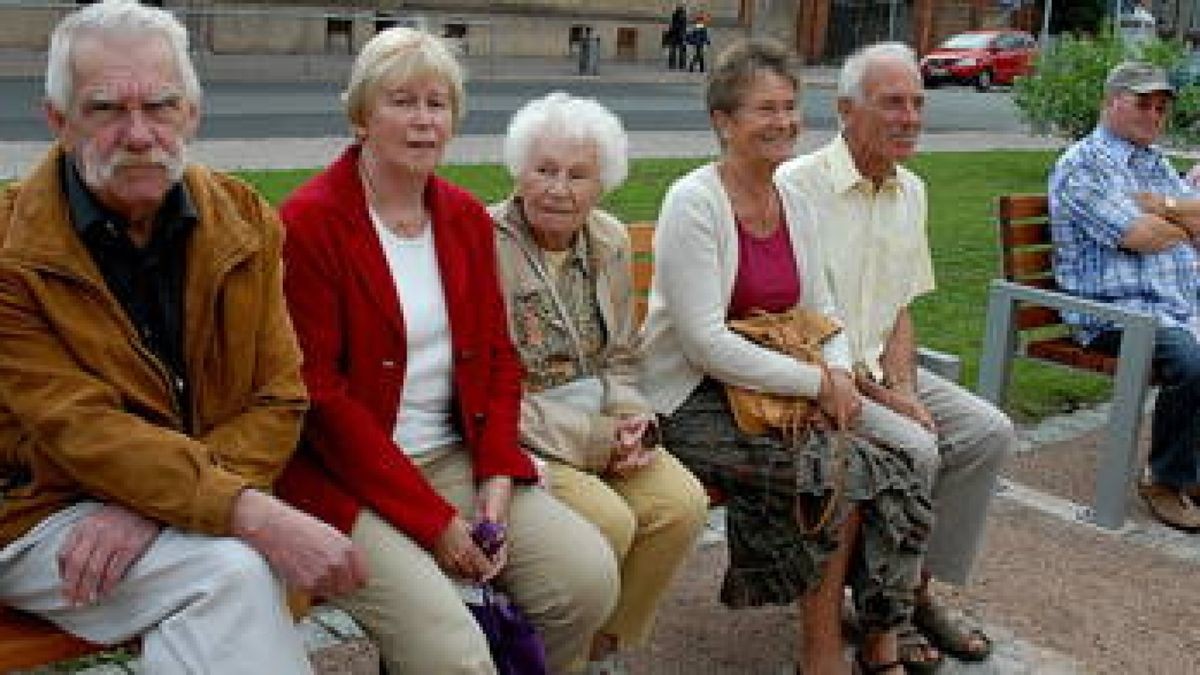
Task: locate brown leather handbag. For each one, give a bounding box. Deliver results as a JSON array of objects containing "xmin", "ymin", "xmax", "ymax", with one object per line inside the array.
[
  {"xmin": 724, "ymin": 306, "xmax": 843, "ymax": 437},
  {"xmin": 724, "ymin": 306, "xmax": 848, "ymax": 535}
]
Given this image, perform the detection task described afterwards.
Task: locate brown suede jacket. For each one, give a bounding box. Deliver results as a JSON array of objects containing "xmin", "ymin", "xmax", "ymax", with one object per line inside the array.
[{"xmin": 0, "ymin": 145, "xmax": 307, "ymax": 547}]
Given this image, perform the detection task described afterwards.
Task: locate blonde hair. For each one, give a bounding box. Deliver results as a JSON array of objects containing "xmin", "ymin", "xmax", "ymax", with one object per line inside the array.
[{"xmin": 344, "ymin": 26, "xmax": 466, "ymax": 130}]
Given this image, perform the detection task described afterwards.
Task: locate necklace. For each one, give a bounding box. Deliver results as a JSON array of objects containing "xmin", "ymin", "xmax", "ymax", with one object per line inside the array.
[
  {"xmin": 358, "ymin": 153, "xmax": 427, "ymax": 238},
  {"xmin": 719, "ymin": 161, "xmax": 779, "ymax": 237}
]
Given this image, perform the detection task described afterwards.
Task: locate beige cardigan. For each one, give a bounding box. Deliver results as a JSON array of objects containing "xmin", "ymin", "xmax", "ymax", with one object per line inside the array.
[
  {"xmin": 491, "ymin": 198, "xmax": 649, "ymax": 472},
  {"xmin": 639, "ymin": 162, "xmax": 852, "ymax": 415}
]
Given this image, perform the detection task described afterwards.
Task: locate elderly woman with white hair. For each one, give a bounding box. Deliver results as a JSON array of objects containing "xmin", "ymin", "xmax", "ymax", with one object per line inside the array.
[
  {"xmin": 274, "ymin": 30, "xmax": 619, "ymax": 674},
  {"xmin": 489, "ymin": 92, "xmax": 708, "ymax": 675}
]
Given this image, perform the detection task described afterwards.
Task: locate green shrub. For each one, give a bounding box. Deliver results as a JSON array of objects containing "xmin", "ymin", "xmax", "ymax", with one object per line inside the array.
[{"xmin": 1013, "ymin": 28, "xmax": 1200, "ymax": 145}]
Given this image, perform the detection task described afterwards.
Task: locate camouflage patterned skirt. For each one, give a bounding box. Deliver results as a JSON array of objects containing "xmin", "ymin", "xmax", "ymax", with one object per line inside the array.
[{"xmin": 660, "ymin": 379, "xmax": 933, "ymax": 630}]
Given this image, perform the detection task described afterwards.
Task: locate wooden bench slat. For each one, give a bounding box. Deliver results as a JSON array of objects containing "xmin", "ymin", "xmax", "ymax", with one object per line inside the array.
[
  {"xmin": 1007, "ymin": 249, "xmax": 1053, "ymax": 279},
  {"xmin": 1015, "ymin": 305, "xmax": 1061, "ymax": 331},
  {"xmin": 1026, "ymin": 337, "xmax": 1121, "ymax": 376},
  {"xmin": 631, "ymin": 260, "xmax": 653, "ymax": 297},
  {"xmin": 998, "ymin": 193, "xmax": 1050, "ymax": 220},
  {"xmin": 0, "ymin": 607, "xmax": 107, "ymax": 671},
  {"xmin": 1003, "ymin": 221, "xmax": 1052, "ymax": 248},
  {"xmin": 627, "ymin": 222, "xmax": 655, "ymax": 252}
]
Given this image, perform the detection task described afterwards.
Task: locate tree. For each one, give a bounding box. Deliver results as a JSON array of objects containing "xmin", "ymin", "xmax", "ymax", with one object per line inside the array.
[{"xmin": 1012, "ymin": 28, "xmax": 1200, "ymax": 145}]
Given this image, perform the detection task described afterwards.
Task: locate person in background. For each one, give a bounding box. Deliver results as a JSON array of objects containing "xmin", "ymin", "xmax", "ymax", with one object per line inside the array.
[
  {"xmin": 1050, "ymin": 61, "xmax": 1200, "ymax": 533},
  {"xmin": 686, "ymin": 17, "xmax": 711, "ymax": 73},
  {"xmin": 778, "ymin": 42, "xmax": 1013, "ymax": 670},
  {"xmin": 490, "ymin": 91, "xmax": 708, "ymax": 675},
  {"xmin": 641, "ymin": 38, "xmax": 932, "ymax": 675},
  {"xmin": 274, "ymin": 27, "xmax": 619, "ymax": 674},
  {"xmin": 0, "ymin": 1, "xmax": 365, "ymax": 672},
  {"xmin": 665, "ymin": 4, "xmax": 688, "ymax": 70}
]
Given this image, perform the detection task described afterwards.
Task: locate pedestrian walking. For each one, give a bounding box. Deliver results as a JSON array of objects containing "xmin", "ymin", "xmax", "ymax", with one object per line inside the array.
[{"xmin": 686, "ymin": 18, "xmax": 710, "ymax": 73}]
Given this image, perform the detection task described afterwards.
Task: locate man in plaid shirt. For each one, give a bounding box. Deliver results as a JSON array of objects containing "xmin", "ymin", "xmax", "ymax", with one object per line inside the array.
[{"xmin": 1050, "ymin": 61, "xmax": 1200, "ymax": 531}]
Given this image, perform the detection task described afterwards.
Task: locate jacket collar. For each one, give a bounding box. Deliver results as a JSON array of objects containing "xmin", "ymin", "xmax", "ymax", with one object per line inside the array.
[
  {"xmin": 3, "ymin": 143, "xmax": 261, "ymax": 282},
  {"xmin": 320, "ymin": 144, "xmax": 467, "ymax": 341},
  {"xmin": 824, "ymin": 134, "xmax": 901, "ymax": 195},
  {"xmin": 493, "ymin": 195, "xmax": 594, "ymax": 272}
]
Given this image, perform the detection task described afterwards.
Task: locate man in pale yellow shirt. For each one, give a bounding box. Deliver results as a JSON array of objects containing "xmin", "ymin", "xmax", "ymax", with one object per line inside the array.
[{"xmin": 778, "ymin": 42, "xmax": 1015, "ymax": 670}]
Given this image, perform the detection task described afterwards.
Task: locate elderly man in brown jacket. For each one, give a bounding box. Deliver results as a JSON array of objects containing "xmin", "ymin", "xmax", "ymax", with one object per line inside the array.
[{"xmin": 0, "ymin": 2, "xmax": 365, "ymax": 673}]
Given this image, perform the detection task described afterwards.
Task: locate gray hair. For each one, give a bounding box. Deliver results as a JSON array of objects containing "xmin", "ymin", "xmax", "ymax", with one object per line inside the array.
[
  {"xmin": 838, "ymin": 42, "xmax": 919, "ymax": 101},
  {"xmin": 503, "ymin": 92, "xmax": 628, "ymax": 192},
  {"xmin": 46, "ymin": 0, "xmax": 200, "ymax": 111},
  {"xmin": 344, "ymin": 26, "xmax": 466, "ymax": 130}
]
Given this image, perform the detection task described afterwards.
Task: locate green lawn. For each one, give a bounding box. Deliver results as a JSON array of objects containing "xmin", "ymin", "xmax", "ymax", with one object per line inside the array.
[{"xmin": 238, "ymin": 149, "xmax": 1108, "ymax": 420}]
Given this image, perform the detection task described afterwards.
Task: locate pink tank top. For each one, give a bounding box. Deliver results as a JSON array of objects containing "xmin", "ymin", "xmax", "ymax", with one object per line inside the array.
[{"xmin": 727, "ymin": 218, "xmax": 802, "ymax": 319}]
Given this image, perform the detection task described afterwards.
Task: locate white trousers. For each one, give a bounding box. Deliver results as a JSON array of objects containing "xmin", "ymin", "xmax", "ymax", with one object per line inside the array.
[
  {"xmin": 856, "ymin": 368, "xmax": 1015, "ymax": 585},
  {"xmin": 0, "ymin": 502, "xmax": 313, "ymax": 675}
]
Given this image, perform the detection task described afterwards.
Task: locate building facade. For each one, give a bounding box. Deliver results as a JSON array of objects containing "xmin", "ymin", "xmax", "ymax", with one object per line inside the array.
[{"xmin": 0, "ymin": 0, "xmax": 1038, "ymax": 63}]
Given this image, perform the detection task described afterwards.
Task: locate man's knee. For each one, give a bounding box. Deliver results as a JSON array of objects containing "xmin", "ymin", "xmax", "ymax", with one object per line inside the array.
[
  {"xmin": 950, "ymin": 399, "xmax": 1015, "ymax": 471},
  {"xmin": 185, "ymin": 537, "xmax": 281, "ymax": 605}
]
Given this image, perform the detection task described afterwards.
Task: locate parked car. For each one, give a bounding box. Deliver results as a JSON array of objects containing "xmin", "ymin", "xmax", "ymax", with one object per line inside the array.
[{"xmin": 920, "ymin": 30, "xmax": 1037, "ymax": 91}]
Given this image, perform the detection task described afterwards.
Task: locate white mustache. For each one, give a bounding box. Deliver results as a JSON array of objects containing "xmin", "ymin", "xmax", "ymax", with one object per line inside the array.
[{"xmin": 82, "ymin": 146, "xmax": 187, "ymax": 190}]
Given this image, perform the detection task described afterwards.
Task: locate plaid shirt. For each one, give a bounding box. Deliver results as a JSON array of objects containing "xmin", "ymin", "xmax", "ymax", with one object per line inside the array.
[{"xmin": 1048, "ymin": 124, "xmax": 1200, "ymax": 344}]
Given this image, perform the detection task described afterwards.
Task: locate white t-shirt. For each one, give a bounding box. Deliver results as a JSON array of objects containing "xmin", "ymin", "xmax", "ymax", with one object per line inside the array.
[{"xmin": 369, "ymin": 209, "xmax": 461, "ymax": 455}]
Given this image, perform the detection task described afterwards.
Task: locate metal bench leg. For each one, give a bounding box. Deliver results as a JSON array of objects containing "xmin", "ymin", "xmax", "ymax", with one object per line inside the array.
[
  {"xmin": 1091, "ymin": 320, "xmax": 1155, "ymax": 529},
  {"xmin": 978, "ymin": 281, "xmax": 1017, "ymax": 406}
]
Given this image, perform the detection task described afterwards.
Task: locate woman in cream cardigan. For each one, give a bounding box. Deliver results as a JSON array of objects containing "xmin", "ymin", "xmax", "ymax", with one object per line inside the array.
[{"xmin": 640, "ymin": 38, "xmax": 932, "ymax": 675}]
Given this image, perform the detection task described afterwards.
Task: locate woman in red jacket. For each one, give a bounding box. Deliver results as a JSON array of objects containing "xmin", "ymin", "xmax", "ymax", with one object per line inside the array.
[{"xmin": 276, "ymin": 27, "xmax": 619, "ymax": 674}]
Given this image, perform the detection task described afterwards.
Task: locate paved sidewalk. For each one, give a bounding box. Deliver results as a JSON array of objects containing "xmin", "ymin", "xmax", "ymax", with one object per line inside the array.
[{"xmin": 0, "ymin": 130, "xmax": 1064, "ymax": 181}]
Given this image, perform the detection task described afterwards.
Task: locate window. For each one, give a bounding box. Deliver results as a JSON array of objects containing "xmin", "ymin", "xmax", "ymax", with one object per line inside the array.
[
  {"xmin": 326, "ymin": 17, "xmax": 353, "ymax": 54},
  {"xmin": 616, "ymin": 27, "xmax": 637, "ymax": 59}
]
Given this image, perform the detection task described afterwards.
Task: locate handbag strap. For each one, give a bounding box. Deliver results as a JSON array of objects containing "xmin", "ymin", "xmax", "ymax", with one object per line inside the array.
[{"xmin": 793, "ymin": 365, "xmax": 848, "ymax": 537}]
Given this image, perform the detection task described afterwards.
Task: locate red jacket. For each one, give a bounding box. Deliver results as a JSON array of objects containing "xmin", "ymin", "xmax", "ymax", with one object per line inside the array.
[{"xmin": 275, "ymin": 145, "xmax": 536, "ymax": 549}]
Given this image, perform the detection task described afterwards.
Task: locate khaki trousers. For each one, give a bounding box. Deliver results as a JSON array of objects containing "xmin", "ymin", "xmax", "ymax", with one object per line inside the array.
[
  {"xmin": 547, "ymin": 451, "xmax": 707, "ymax": 647},
  {"xmin": 855, "ymin": 367, "xmax": 1014, "ymax": 584},
  {"xmin": 334, "ymin": 445, "xmax": 619, "ymax": 674}
]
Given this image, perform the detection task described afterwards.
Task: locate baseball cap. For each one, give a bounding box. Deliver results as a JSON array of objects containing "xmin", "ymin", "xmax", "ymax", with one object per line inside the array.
[{"xmin": 1105, "ymin": 61, "xmax": 1176, "ymax": 96}]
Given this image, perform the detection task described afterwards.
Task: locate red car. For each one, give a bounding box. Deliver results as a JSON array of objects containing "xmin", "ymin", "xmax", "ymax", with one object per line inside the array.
[{"xmin": 920, "ymin": 30, "xmax": 1037, "ymax": 91}]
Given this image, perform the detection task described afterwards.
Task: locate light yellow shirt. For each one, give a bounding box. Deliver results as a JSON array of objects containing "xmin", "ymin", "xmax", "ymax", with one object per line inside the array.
[{"xmin": 776, "ymin": 135, "xmax": 935, "ymax": 380}]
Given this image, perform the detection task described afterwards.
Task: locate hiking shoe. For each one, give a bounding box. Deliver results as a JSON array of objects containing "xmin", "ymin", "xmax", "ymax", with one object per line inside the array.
[{"xmin": 1139, "ymin": 483, "xmax": 1200, "ymax": 532}]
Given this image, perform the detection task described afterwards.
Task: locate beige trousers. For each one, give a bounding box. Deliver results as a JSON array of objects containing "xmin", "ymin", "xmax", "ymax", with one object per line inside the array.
[
  {"xmin": 334, "ymin": 445, "xmax": 619, "ymax": 675},
  {"xmin": 855, "ymin": 367, "xmax": 1015, "ymax": 585},
  {"xmin": 547, "ymin": 451, "xmax": 708, "ymax": 647}
]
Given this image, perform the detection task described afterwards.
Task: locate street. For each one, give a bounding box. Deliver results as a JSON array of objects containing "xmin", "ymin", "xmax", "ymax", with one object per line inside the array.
[{"xmin": 0, "ymin": 77, "xmax": 1029, "ymax": 141}]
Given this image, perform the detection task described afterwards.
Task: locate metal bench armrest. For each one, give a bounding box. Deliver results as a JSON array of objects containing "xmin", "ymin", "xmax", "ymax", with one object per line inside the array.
[
  {"xmin": 985, "ymin": 279, "xmax": 1157, "ymax": 330},
  {"xmin": 978, "ymin": 279, "xmax": 1157, "ymax": 529}
]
